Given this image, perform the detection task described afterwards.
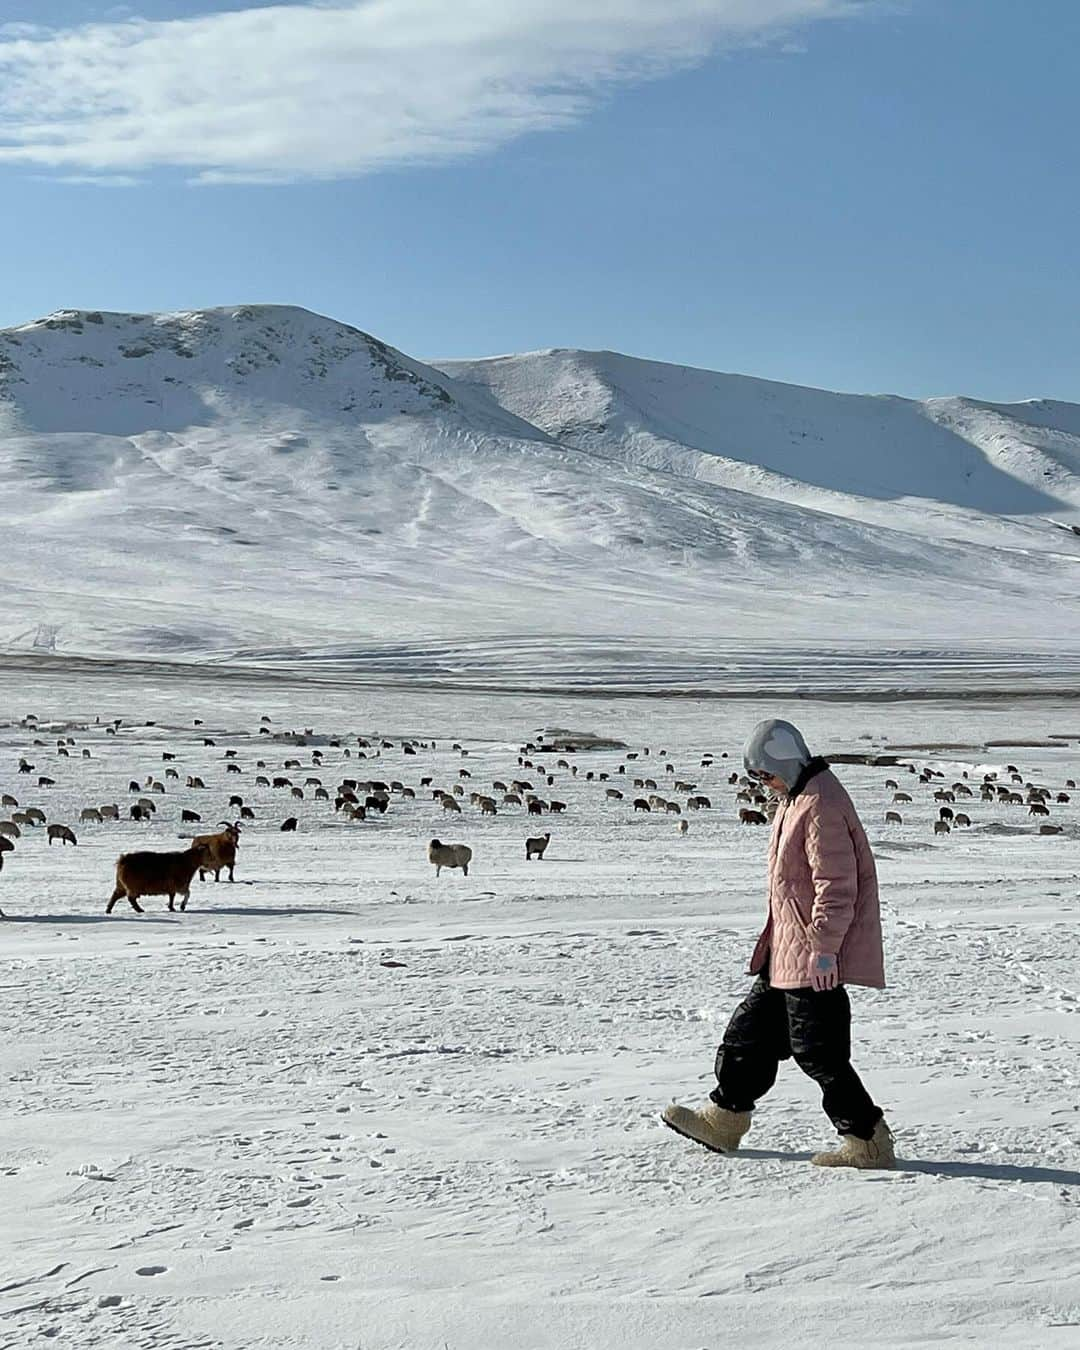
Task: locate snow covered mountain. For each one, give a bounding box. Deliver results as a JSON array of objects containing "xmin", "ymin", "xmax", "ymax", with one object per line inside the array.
[{"xmin": 1, "ymin": 304, "xmax": 1078, "ymax": 676}]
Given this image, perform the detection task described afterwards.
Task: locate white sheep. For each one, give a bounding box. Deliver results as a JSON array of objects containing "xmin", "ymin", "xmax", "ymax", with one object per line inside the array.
[{"xmin": 427, "ymin": 839, "xmax": 473, "ymax": 877}]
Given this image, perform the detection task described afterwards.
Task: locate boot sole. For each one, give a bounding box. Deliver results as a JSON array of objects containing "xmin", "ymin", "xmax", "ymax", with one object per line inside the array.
[{"xmin": 660, "ymin": 1113, "xmax": 740, "ymax": 1155}]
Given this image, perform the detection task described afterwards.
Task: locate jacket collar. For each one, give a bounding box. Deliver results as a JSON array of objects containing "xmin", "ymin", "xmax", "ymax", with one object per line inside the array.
[{"xmin": 787, "ymin": 756, "xmax": 829, "ymax": 800}]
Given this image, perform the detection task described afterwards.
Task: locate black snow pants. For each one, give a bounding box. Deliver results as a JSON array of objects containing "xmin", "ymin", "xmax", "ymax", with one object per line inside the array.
[{"xmin": 710, "ymin": 972, "xmax": 883, "ymax": 1139}]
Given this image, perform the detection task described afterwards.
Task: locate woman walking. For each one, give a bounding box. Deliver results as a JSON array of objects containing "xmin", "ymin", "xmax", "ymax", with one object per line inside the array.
[{"xmin": 663, "ymin": 718, "xmax": 893, "ymax": 1169}]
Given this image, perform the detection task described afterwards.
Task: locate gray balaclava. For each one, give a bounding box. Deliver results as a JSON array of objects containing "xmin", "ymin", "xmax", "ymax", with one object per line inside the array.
[{"xmin": 743, "ymin": 718, "xmax": 813, "ymax": 790}]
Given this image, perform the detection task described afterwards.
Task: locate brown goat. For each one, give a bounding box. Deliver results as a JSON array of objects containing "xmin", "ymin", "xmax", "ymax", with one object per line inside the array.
[
  {"xmin": 107, "ymin": 842, "xmax": 213, "ymax": 914},
  {"xmin": 193, "ymin": 822, "xmax": 241, "ymax": 882}
]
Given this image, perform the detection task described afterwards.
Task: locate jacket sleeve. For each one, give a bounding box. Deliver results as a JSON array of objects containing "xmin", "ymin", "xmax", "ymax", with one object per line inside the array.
[{"xmin": 804, "ymin": 801, "xmax": 857, "ymax": 954}]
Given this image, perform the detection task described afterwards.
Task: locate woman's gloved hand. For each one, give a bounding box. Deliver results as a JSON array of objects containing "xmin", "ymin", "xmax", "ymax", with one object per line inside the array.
[{"xmin": 809, "ymin": 953, "xmax": 839, "ymax": 992}]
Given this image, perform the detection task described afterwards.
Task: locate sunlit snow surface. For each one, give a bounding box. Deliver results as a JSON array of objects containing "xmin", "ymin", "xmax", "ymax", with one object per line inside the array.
[
  {"xmin": 2, "ymin": 664, "xmax": 1079, "ymax": 1348},
  {"xmin": 1, "ymin": 305, "xmax": 1079, "ymax": 674}
]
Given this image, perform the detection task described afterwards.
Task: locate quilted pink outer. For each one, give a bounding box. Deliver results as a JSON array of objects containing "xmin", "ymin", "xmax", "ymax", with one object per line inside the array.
[{"xmin": 748, "ymin": 769, "xmax": 885, "ymax": 990}]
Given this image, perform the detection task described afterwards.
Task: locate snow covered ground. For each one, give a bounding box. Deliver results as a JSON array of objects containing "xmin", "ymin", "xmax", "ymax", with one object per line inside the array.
[
  {"xmin": 2, "ymin": 664, "xmax": 1079, "ymax": 1348},
  {"xmin": 2, "ymin": 305, "xmax": 1080, "ymax": 669}
]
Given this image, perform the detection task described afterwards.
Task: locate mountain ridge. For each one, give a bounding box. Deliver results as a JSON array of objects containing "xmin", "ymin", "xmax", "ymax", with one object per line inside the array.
[{"xmin": 1, "ymin": 303, "xmax": 1078, "ymax": 671}]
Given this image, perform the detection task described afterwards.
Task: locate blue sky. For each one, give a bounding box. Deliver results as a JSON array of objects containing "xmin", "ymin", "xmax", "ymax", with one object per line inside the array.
[{"xmin": 1, "ymin": 0, "xmax": 1077, "ymax": 402}]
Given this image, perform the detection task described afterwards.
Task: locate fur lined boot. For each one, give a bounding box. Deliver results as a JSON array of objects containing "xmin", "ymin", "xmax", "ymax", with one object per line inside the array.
[
  {"xmin": 811, "ymin": 1119, "xmax": 895, "ymax": 1169},
  {"xmin": 661, "ymin": 1101, "xmax": 752, "ymax": 1154}
]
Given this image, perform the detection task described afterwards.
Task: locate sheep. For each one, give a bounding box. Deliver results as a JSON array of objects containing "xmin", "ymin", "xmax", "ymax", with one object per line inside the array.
[
  {"xmin": 366, "ymin": 794, "xmax": 389, "ymax": 814},
  {"xmin": 240, "ymin": 806, "xmax": 255, "ymax": 820},
  {"xmin": 24, "ymin": 808, "xmax": 44, "ymax": 825},
  {"xmin": 99, "ymin": 804, "xmax": 119, "ymax": 820},
  {"xmin": 280, "ymin": 817, "xmax": 298, "ymax": 832},
  {"xmin": 315, "ymin": 787, "xmax": 330, "ymax": 801},
  {"xmin": 503, "ymin": 793, "xmax": 522, "ymax": 807},
  {"xmin": 37, "ymin": 776, "xmax": 55, "ymax": 788},
  {"xmin": 1029, "ymin": 802, "xmax": 1050, "ymax": 817},
  {"xmin": 953, "ymin": 813, "xmax": 972, "ymax": 827},
  {"xmin": 934, "ymin": 820, "xmax": 951, "ymax": 836},
  {"xmin": 688, "ymin": 795, "xmax": 711, "ymax": 810},
  {"xmin": 884, "ymin": 811, "xmax": 903, "ymax": 825},
  {"xmin": 428, "ymin": 839, "xmax": 472, "ymax": 877},
  {"xmin": 193, "ymin": 823, "xmax": 241, "ymax": 882},
  {"xmin": 739, "ymin": 808, "xmax": 768, "ymax": 825},
  {"xmin": 181, "ymin": 809, "xmax": 202, "ymax": 824},
  {"xmin": 187, "ymin": 776, "xmax": 207, "ymax": 790},
  {"xmin": 107, "ymin": 842, "xmax": 214, "ymax": 914},
  {"xmin": 893, "ymin": 792, "xmax": 912, "ymax": 804},
  {"xmin": 0, "ymin": 821, "xmax": 20, "ymax": 839},
  {"xmin": 933, "ymin": 790, "xmax": 955, "ymax": 803},
  {"xmin": 884, "ymin": 779, "xmax": 899, "ymax": 790},
  {"xmin": 1058, "ymin": 793, "xmax": 1071, "ymax": 804},
  {"xmin": 0, "ymin": 835, "xmax": 13, "ymax": 853},
  {"xmin": 290, "ymin": 787, "xmax": 304, "ymax": 800},
  {"xmin": 665, "ymin": 801, "xmax": 682, "ymax": 815},
  {"xmin": 442, "ymin": 797, "xmax": 462, "ymax": 813},
  {"xmin": 939, "ymin": 806, "xmax": 954, "ymax": 822},
  {"xmin": 47, "ymin": 824, "xmax": 77, "ymax": 846},
  {"xmin": 548, "ymin": 800, "xmax": 567, "ymax": 813},
  {"xmin": 11, "ymin": 812, "xmax": 31, "ymax": 826},
  {"xmin": 79, "ymin": 807, "xmax": 103, "ymax": 824},
  {"xmin": 677, "ymin": 819, "xmax": 689, "ymax": 834},
  {"xmin": 525, "ymin": 832, "xmax": 551, "ymax": 861},
  {"xmin": 633, "ymin": 798, "xmax": 651, "ymax": 812},
  {"xmin": 527, "ymin": 799, "xmax": 545, "ymax": 815},
  {"xmin": 604, "ymin": 788, "xmax": 624, "ymax": 802},
  {"xmin": 479, "ymin": 798, "xmax": 498, "ymax": 816},
  {"xmin": 137, "ymin": 798, "xmax": 157, "ymax": 815},
  {"xmin": 0, "ymin": 794, "xmax": 16, "ymax": 808},
  {"xmin": 273, "ymin": 777, "xmax": 292, "ymax": 789}
]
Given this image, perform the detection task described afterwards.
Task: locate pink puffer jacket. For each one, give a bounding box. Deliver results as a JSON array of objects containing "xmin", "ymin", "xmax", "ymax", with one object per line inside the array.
[{"xmin": 748, "ymin": 767, "xmax": 884, "ymax": 990}]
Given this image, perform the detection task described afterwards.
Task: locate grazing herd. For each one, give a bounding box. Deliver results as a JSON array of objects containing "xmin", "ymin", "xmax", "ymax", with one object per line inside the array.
[
  {"xmin": 0, "ymin": 712, "xmax": 1075, "ymax": 921},
  {"xmin": 879, "ymin": 760, "xmax": 1076, "ymax": 839}
]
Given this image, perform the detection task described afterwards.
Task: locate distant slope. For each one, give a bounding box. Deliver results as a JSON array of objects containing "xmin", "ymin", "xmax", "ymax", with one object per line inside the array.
[
  {"xmin": 437, "ymin": 349, "xmax": 1080, "ymax": 549},
  {"xmin": 1, "ymin": 306, "xmax": 1078, "ymax": 670}
]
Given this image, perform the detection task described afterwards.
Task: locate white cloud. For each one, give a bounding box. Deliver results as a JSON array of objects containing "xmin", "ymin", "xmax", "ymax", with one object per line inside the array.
[
  {"xmin": 0, "ymin": 0, "xmax": 867, "ymax": 184},
  {"xmin": 46, "ymin": 173, "xmax": 141, "ymax": 186}
]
